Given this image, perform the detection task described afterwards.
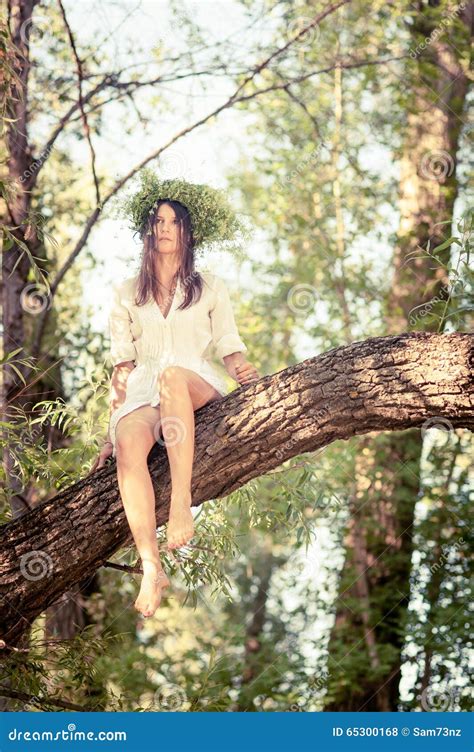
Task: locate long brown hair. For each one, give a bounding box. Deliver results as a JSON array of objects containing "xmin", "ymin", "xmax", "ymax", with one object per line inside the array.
[{"xmin": 133, "ymin": 199, "xmax": 205, "ymax": 309}]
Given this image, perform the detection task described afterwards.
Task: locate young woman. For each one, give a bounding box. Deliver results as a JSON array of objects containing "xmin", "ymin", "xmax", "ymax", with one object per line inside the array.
[{"xmin": 91, "ymin": 177, "xmax": 259, "ymax": 618}]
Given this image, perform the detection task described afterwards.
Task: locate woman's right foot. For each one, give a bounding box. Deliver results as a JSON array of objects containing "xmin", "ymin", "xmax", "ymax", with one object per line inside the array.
[
  {"xmin": 134, "ymin": 561, "xmax": 170, "ymax": 617},
  {"xmin": 167, "ymin": 490, "xmax": 195, "ymax": 550}
]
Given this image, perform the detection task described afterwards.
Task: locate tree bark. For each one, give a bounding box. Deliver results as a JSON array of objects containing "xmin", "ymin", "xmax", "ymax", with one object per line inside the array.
[
  {"xmin": 2, "ymin": 4, "xmax": 104, "ymax": 700},
  {"xmin": 0, "ymin": 332, "xmax": 472, "ymax": 649}
]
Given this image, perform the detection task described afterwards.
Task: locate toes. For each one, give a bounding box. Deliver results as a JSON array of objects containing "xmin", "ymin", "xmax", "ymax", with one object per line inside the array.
[
  {"xmin": 174, "ymin": 530, "xmax": 193, "ymax": 547},
  {"xmin": 167, "ymin": 524, "xmax": 194, "ymax": 550}
]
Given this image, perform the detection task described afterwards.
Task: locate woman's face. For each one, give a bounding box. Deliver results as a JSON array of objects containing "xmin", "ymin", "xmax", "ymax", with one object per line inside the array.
[{"xmin": 155, "ymin": 203, "xmax": 179, "ymax": 255}]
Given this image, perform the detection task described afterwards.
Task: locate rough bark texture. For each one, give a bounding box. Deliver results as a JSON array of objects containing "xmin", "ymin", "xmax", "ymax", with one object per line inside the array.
[
  {"xmin": 1, "ymin": 4, "xmax": 100, "ymax": 694},
  {"xmin": 386, "ymin": 4, "xmax": 472, "ymax": 333},
  {"xmin": 2, "ymin": 0, "xmax": 44, "ymax": 514},
  {"xmin": 0, "ymin": 332, "xmax": 472, "ymax": 649}
]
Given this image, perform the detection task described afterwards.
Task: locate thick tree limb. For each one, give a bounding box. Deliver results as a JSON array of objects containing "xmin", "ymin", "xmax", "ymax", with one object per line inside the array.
[{"xmin": 0, "ymin": 332, "xmax": 472, "ymax": 648}]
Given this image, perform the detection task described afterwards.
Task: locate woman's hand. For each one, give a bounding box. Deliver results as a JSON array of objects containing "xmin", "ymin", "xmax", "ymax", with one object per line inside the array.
[
  {"xmin": 234, "ymin": 360, "xmax": 260, "ymax": 386},
  {"xmin": 87, "ymin": 440, "xmax": 114, "ymax": 475}
]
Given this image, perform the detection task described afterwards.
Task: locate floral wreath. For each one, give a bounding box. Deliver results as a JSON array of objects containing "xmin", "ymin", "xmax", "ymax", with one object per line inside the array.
[{"xmin": 117, "ymin": 167, "xmax": 251, "ymax": 258}]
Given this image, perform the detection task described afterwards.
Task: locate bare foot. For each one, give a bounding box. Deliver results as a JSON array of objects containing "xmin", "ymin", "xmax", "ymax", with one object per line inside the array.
[
  {"xmin": 167, "ymin": 490, "xmax": 194, "ymax": 550},
  {"xmin": 134, "ymin": 561, "xmax": 170, "ymax": 618}
]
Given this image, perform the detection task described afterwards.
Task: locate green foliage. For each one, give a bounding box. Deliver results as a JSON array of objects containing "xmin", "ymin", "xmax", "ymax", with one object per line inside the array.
[
  {"xmin": 1, "ymin": 626, "xmax": 120, "ymax": 711},
  {"xmin": 0, "ymin": 375, "xmax": 111, "ymax": 519},
  {"xmin": 406, "ymin": 207, "xmax": 473, "ymax": 332},
  {"xmin": 3, "ymin": 0, "xmax": 471, "ymax": 715},
  {"xmin": 115, "ymin": 168, "xmax": 252, "ymax": 260},
  {"xmin": 400, "ymin": 429, "xmax": 473, "ymax": 712}
]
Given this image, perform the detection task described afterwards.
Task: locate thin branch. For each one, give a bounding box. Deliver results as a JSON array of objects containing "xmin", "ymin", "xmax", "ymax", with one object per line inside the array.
[
  {"xmin": 228, "ymin": 0, "xmax": 352, "ymax": 104},
  {"xmin": 102, "ymin": 561, "xmax": 141, "ymax": 575},
  {"xmin": 57, "ymin": 0, "xmax": 100, "ymax": 205},
  {"xmin": 230, "ymin": 54, "xmax": 408, "ymax": 107},
  {"xmin": 29, "ymin": 2, "xmax": 351, "ymax": 191},
  {"xmin": 0, "ymin": 686, "xmax": 90, "ymax": 712}
]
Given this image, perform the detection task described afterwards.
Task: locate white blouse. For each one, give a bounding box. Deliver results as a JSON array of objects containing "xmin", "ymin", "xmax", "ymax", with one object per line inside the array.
[{"xmin": 107, "ymin": 270, "xmax": 248, "ymax": 457}]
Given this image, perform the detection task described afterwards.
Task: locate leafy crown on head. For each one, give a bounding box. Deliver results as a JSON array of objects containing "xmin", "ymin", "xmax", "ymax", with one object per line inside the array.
[{"xmin": 119, "ymin": 168, "xmax": 250, "ymax": 255}]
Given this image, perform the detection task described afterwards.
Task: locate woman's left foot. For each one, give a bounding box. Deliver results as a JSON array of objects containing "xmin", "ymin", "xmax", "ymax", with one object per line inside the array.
[
  {"xmin": 134, "ymin": 563, "xmax": 170, "ymax": 617},
  {"xmin": 167, "ymin": 491, "xmax": 194, "ymax": 549}
]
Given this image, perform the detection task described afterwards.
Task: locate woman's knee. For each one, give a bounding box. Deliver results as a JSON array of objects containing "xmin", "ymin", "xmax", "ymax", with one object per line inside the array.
[
  {"xmin": 159, "ymin": 366, "xmax": 188, "ymax": 397},
  {"xmin": 115, "ymin": 422, "xmax": 155, "ymax": 462}
]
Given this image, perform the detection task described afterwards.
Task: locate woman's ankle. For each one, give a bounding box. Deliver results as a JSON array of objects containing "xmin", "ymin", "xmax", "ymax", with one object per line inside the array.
[
  {"xmin": 141, "ymin": 556, "xmax": 163, "ymax": 572},
  {"xmin": 170, "ymin": 488, "xmax": 192, "ymax": 502}
]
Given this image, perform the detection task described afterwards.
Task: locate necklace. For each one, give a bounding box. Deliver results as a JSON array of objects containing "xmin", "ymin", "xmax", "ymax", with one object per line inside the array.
[{"xmin": 155, "ymin": 274, "xmax": 178, "ymax": 314}]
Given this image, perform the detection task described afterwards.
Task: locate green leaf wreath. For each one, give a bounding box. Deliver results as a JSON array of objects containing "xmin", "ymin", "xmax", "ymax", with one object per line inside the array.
[{"xmin": 115, "ymin": 167, "xmax": 251, "ymax": 258}]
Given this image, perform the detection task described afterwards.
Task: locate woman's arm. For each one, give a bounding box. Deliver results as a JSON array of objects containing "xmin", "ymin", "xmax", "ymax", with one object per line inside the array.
[
  {"xmin": 209, "ymin": 276, "xmax": 259, "ymax": 386},
  {"xmin": 105, "ymin": 281, "xmax": 137, "ymax": 442},
  {"xmin": 105, "ymin": 361, "xmax": 135, "ymax": 441},
  {"xmin": 109, "ymin": 280, "xmax": 137, "ymax": 366}
]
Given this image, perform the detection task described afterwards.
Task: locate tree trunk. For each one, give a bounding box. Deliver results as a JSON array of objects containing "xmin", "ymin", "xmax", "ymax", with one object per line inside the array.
[
  {"xmin": 235, "ymin": 551, "xmax": 277, "ymax": 711},
  {"xmin": 325, "ymin": 2, "xmax": 471, "ymax": 711},
  {"xmin": 1, "ymin": 0, "xmax": 103, "ymax": 704}
]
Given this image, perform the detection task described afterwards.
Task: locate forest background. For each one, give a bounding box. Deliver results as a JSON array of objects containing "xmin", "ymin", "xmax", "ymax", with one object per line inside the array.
[{"xmin": 1, "ymin": 0, "xmax": 472, "ymax": 713}]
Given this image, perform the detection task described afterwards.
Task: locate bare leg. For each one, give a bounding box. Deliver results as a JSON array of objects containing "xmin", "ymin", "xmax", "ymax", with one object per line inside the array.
[
  {"xmin": 158, "ymin": 366, "xmax": 221, "ymax": 549},
  {"xmin": 115, "ymin": 405, "xmax": 170, "ymax": 617}
]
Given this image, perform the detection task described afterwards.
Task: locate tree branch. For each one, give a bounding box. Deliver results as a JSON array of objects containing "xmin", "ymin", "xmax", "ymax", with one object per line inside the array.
[
  {"xmin": 28, "ymin": 0, "xmax": 350, "ymax": 191},
  {"xmin": 57, "ymin": 0, "xmax": 100, "ymax": 204},
  {"xmin": 0, "ymin": 686, "xmax": 90, "ymax": 712},
  {"xmin": 1, "ymin": 332, "xmax": 472, "ymax": 647}
]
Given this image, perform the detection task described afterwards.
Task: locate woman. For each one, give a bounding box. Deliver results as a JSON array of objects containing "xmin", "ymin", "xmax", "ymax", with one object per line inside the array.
[{"xmin": 91, "ymin": 174, "xmax": 259, "ymax": 618}]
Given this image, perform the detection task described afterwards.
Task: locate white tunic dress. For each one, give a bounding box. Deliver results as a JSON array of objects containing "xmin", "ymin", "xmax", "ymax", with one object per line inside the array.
[{"xmin": 107, "ymin": 270, "xmax": 248, "ymax": 457}]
